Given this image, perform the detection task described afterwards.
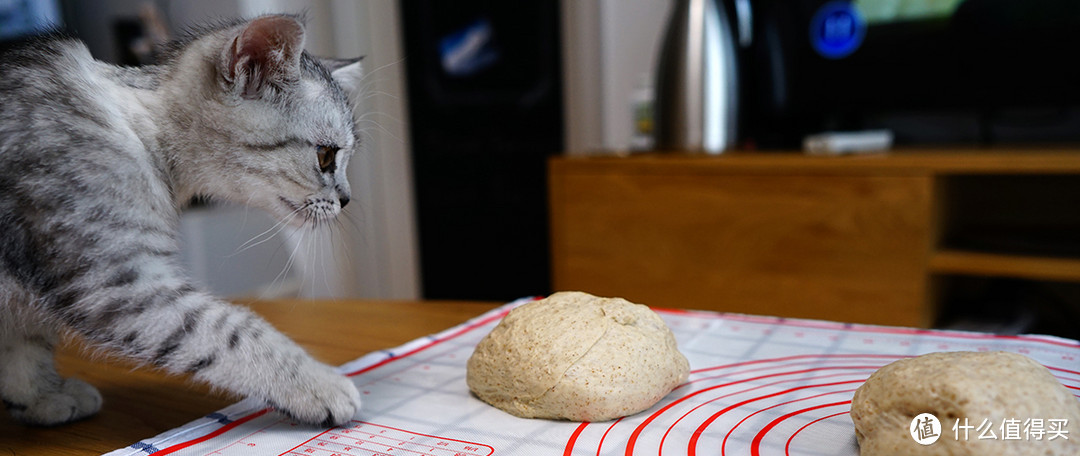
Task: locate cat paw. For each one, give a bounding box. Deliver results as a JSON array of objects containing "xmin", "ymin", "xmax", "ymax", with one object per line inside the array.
[
  {"xmin": 267, "ymin": 364, "xmax": 360, "ymax": 427},
  {"xmin": 9, "ymin": 378, "xmax": 102, "ymax": 426}
]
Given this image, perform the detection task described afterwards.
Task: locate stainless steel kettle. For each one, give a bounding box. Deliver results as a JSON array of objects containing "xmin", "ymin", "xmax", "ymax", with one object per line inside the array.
[{"xmin": 654, "ymin": 0, "xmax": 742, "ymax": 153}]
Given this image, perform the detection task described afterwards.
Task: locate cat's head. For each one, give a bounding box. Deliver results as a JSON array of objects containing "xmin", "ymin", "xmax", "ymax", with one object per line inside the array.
[{"xmin": 167, "ymin": 15, "xmax": 364, "ymax": 227}]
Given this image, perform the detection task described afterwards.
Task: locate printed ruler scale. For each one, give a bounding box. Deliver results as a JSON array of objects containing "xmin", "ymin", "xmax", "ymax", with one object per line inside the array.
[
  {"xmin": 282, "ymin": 421, "xmax": 494, "ymax": 456},
  {"xmin": 105, "ymin": 298, "xmax": 1080, "ymax": 456}
]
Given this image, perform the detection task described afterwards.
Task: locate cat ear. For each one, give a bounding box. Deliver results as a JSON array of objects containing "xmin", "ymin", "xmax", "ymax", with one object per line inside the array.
[
  {"xmin": 219, "ymin": 15, "xmax": 306, "ymax": 99},
  {"xmin": 328, "ymin": 57, "xmax": 365, "ymax": 101}
]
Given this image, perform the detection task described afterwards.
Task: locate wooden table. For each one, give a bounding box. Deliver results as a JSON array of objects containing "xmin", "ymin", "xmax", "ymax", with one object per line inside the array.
[{"xmin": 0, "ymin": 299, "xmax": 501, "ymax": 456}]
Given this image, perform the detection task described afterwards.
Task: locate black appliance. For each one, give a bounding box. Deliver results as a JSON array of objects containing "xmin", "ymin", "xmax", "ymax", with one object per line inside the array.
[
  {"xmin": 734, "ymin": 0, "xmax": 1080, "ymax": 148},
  {"xmin": 0, "ymin": 0, "xmax": 64, "ymax": 48},
  {"xmin": 400, "ymin": 0, "xmax": 562, "ymax": 300}
]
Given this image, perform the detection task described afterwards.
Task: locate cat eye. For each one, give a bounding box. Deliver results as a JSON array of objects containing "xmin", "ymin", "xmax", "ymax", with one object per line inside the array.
[{"xmin": 316, "ymin": 145, "xmax": 339, "ymax": 173}]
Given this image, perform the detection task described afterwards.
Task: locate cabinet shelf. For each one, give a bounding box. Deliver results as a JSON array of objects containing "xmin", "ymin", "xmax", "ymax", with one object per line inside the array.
[
  {"xmin": 551, "ymin": 150, "xmax": 1080, "ymax": 330},
  {"xmin": 930, "ymin": 249, "xmax": 1080, "ymax": 282}
]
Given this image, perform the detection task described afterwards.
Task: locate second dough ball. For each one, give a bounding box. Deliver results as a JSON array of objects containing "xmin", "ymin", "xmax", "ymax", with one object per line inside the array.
[
  {"xmin": 466, "ymin": 291, "xmax": 690, "ymax": 422},
  {"xmin": 851, "ymin": 351, "xmax": 1080, "ymax": 455}
]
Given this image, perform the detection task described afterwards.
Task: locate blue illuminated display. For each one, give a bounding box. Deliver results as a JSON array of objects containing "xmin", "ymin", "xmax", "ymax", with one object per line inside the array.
[{"xmin": 810, "ymin": 1, "xmax": 866, "ymax": 59}]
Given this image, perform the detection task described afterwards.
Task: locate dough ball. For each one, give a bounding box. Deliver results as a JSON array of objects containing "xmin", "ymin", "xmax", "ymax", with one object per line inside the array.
[
  {"xmin": 851, "ymin": 351, "xmax": 1080, "ymax": 455},
  {"xmin": 466, "ymin": 291, "xmax": 690, "ymax": 422}
]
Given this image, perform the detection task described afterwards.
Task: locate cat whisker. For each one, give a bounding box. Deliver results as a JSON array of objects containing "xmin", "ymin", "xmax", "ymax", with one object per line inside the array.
[
  {"xmin": 356, "ymin": 74, "xmax": 393, "ymax": 92},
  {"xmin": 228, "ymin": 219, "xmax": 296, "ymax": 259},
  {"xmin": 273, "ymin": 222, "xmax": 308, "ymax": 297},
  {"xmin": 229, "ymin": 205, "xmax": 305, "ymax": 258},
  {"xmin": 317, "ymin": 224, "xmax": 335, "ymax": 296},
  {"xmin": 330, "ymin": 218, "xmax": 355, "ymax": 287},
  {"xmin": 356, "ymin": 79, "xmax": 396, "ymax": 106},
  {"xmin": 263, "ymin": 205, "xmax": 313, "ymax": 296},
  {"xmin": 355, "ymin": 110, "xmax": 403, "ymax": 126},
  {"xmin": 302, "ymin": 223, "xmax": 316, "ymax": 296},
  {"xmin": 292, "ymin": 227, "xmax": 310, "ymax": 296},
  {"xmin": 359, "ymin": 90, "xmax": 400, "ymax": 101},
  {"xmin": 355, "ymin": 130, "xmax": 378, "ymax": 150},
  {"xmin": 354, "ymin": 119, "xmax": 404, "ymax": 144},
  {"xmin": 339, "ymin": 210, "xmax": 365, "ymax": 237},
  {"xmin": 237, "ymin": 193, "xmax": 259, "ymax": 235},
  {"xmin": 356, "ymin": 57, "xmax": 405, "ymax": 86},
  {"xmin": 309, "ymin": 216, "xmax": 335, "ymax": 296}
]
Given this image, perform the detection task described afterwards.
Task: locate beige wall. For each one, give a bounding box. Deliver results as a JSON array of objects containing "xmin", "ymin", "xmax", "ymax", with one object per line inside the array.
[{"xmin": 562, "ymin": 0, "xmax": 672, "ymax": 154}]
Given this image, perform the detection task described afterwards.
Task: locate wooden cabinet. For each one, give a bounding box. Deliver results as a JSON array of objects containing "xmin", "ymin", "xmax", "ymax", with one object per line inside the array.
[{"xmin": 549, "ymin": 151, "xmax": 1080, "ymax": 327}]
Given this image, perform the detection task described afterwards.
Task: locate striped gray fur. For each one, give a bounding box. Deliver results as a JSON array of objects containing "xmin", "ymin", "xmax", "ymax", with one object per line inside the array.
[{"xmin": 0, "ymin": 16, "xmax": 364, "ymax": 427}]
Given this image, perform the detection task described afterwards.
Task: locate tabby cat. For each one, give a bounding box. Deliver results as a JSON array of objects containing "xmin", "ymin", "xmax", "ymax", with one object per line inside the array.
[{"xmin": 0, "ymin": 15, "xmax": 364, "ymax": 426}]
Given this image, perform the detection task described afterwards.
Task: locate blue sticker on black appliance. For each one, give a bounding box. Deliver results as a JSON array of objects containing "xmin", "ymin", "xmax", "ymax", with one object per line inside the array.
[
  {"xmin": 810, "ymin": 1, "xmax": 865, "ymax": 59},
  {"xmin": 439, "ymin": 18, "xmax": 499, "ymax": 77}
]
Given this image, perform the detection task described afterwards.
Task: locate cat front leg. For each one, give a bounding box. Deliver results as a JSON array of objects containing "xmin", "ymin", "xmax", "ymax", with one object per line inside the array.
[
  {"xmin": 180, "ymin": 297, "xmax": 364, "ymax": 427},
  {"xmin": 70, "ymin": 284, "xmax": 361, "ymax": 427},
  {"xmin": 0, "ymin": 307, "xmax": 102, "ymax": 426}
]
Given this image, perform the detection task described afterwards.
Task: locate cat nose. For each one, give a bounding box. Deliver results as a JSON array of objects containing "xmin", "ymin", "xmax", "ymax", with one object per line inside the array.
[{"xmin": 335, "ymin": 185, "xmax": 350, "ymax": 208}]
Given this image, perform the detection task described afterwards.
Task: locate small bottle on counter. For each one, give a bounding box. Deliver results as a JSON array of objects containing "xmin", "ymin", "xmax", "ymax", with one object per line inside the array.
[{"xmin": 629, "ymin": 73, "xmax": 655, "ymax": 152}]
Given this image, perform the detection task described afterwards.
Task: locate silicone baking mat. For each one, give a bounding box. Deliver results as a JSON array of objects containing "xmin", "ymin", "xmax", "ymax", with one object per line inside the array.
[{"xmin": 104, "ymin": 298, "xmax": 1080, "ymax": 456}]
